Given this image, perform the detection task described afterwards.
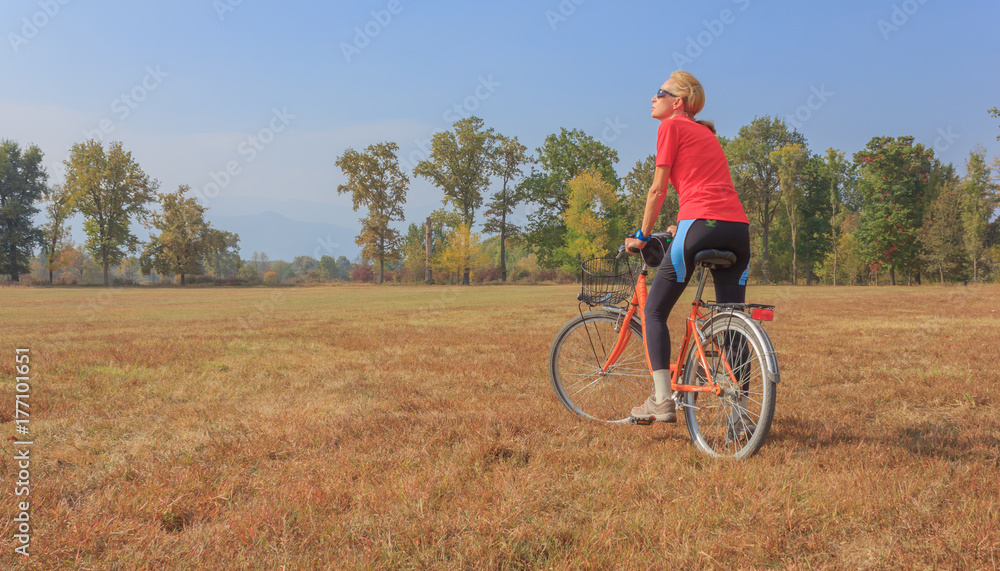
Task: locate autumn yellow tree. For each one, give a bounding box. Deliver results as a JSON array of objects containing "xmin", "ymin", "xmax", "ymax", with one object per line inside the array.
[
  {"xmin": 769, "ymin": 143, "xmax": 807, "ymax": 284},
  {"xmin": 433, "ymin": 223, "xmax": 489, "ymax": 284},
  {"xmin": 561, "ymin": 169, "xmax": 618, "ymax": 273}
]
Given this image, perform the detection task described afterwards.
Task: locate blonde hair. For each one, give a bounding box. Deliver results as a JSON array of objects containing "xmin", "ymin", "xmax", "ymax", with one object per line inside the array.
[{"xmin": 668, "ymin": 70, "xmax": 716, "ymax": 134}]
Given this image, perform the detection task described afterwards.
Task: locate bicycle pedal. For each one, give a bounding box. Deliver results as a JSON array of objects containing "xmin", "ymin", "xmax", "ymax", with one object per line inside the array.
[{"xmin": 630, "ymin": 416, "xmax": 654, "ymax": 426}]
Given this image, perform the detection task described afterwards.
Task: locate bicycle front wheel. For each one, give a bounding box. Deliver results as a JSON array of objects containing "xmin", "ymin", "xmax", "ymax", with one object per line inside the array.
[
  {"xmin": 549, "ymin": 311, "xmax": 652, "ymax": 423},
  {"xmin": 682, "ymin": 313, "xmax": 777, "ymax": 458}
]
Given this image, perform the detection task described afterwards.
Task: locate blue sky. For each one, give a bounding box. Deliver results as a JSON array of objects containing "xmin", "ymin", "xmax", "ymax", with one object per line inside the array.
[{"xmin": 2, "ymin": 0, "xmax": 998, "ymax": 259}]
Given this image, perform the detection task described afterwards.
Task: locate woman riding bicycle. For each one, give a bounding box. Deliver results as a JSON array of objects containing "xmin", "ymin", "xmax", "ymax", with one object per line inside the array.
[{"xmin": 624, "ymin": 70, "xmax": 751, "ymax": 423}]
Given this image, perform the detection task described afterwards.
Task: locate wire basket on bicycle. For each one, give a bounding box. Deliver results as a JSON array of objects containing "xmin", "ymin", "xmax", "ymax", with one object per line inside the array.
[{"xmin": 579, "ymin": 257, "xmax": 640, "ymax": 306}]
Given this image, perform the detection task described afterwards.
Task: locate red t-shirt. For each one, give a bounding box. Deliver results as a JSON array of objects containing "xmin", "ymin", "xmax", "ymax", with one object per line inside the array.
[{"xmin": 655, "ymin": 115, "xmax": 749, "ymax": 224}]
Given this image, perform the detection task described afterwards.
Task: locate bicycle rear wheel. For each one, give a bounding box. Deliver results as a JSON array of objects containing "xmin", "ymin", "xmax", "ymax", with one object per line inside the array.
[
  {"xmin": 549, "ymin": 311, "xmax": 652, "ymax": 423},
  {"xmin": 681, "ymin": 313, "xmax": 776, "ymax": 458}
]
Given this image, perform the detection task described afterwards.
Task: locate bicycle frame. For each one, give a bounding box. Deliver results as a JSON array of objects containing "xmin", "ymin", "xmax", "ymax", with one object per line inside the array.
[{"xmin": 598, "ymin": 265, "xmax": 729, "ymax": 396}]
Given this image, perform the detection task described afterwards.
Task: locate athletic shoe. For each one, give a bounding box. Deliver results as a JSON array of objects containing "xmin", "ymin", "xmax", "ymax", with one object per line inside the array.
[{"xmin": 631, "ymin": 396, "xmax": 676, "ymax": 423}]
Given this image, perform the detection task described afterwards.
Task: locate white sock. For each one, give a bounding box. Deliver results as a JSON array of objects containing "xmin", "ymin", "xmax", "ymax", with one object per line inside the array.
[{"xmin": 652, "ymin": 369, "xmax": 671, "ymax": 403}]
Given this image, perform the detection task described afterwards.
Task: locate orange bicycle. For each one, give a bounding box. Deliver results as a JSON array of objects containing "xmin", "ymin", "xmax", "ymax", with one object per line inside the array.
[{"xmin": 548, "ymin": 236, "xmax": 780, "ymax": 458}]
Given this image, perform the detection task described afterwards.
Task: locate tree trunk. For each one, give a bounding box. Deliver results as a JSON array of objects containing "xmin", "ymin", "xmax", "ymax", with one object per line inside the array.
[
  {"xmin": 791, "ymin": 231, "xmax": 797, "ymax": 285},
  {"xmin": 379, "ymin": 259, "xmax": 385, "ymax": 285},
  {"xmin": 889, "ymin": 266, "xmax": 896, "ymax": 286},
  {"xmin": 424, "ymin": 217, "xmax": 433, "ymax": 284},
  {"xmin": 761, "ymin": 224, "xmax": 770, "ymax": 284},
  {"xmin": 103, "ymin": 262, "xmax": 110, "ymax": 287},
  {"xmin": 832, "ymin": 243, "xmax": 838, "ymax": 286},
  {"xmin": 181, "ymin": 273, "xmax": 186, "ymax": 286},
  {"xmin": 500, "ymin": 214, "xmax": 507, "ymax": 282},
  {"xmin": 463, "ymin": 267, "xmax": 470, "ymax": 286}
]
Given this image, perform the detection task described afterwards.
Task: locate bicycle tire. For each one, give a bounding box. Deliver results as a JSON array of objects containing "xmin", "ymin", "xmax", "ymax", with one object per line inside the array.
[
  {"xmin": 549, "ymin": 311, "xmax": 652, "ymax": 424},
  {"xmin": 681, "ymin": 313, "xmax": 777, "ymax": 458}
]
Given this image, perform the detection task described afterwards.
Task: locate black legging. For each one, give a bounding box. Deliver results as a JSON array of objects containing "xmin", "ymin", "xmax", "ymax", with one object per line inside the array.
[{"xmin": 644, "ymin": 219, "xmax": 751, "ymax": 371}]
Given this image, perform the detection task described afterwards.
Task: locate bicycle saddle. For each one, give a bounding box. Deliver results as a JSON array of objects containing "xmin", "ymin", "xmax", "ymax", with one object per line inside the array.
[{"xmin": 694, "ymin": 249, "xmax": 736, "ymax": 269}]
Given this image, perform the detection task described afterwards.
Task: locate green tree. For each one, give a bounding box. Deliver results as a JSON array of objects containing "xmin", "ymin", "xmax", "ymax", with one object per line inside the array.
[
  {"xmin": 204, "ymin": 230, "xmax": 241, "ymax": 279},
  {"xmin": 139, "ymin": 185, "xmax": 217, "ymax": 285},
  {"xmin": 725, "ymin": 116, "xmax": 806, "ymax": 283},
  {"xmin": 853, "ymin": 136, "xmax": 933, "ymax": 285},
  {"xmin": 769, "ymin": 144, "xmax": 808, "ymax": 284},
  {"xmin": 318, "ymin": 254, "xmax": 337, "ymax": 279},
  {"xmin": 291, "ymin": 255, "xmax": 318, "ymax": 276},
  {"xmin": 960, "ymin": 147, "xmax": 999, "ymax": 283},
  {"xmin": 483, "ymin": 134, "xmax": 531, "ymax": 282},
  {"xmin": 64, "ymin": 140, "xmax": 159, "ymax": 286},
  {"xmin": 796, "ymin": 156, "xmax": 836, "ymax": 284},
  {"xmin": 248, "ymin": 251, "xmax": 270, "ymax": 279},
  {"xmin": 522, "ymin": 128, "xmax": 619, "ymax": 269},
  {"xmin": 0, "ymin": 140, "xmax": 47, "ymax": 281},
  {"xmin": 400, "ymin": 220, "xmax": 444, "ymax": 283},
  {"xmin": 414, "ymin": 117, "xmax": 495, "ymax": 285},
  {"xmin": 821, "ymin": 149, "xmax": 856, "ymax": 285},
  {"xmin": 919, "ymin": 164, "xmax": 965, "ymax": 283},
  {"xmin": 336, "ymin": 141, "xmax": 408, "ymax": 285},
  {"xmin": 335, "ymin": 255, "xmax": 352, "ymax": 280},
  {"xmin": 39, "ymin": 183, "xmax": 76, "ymax": 284},
  {"xmin": 271, "ymin": 260, "xmax": 293, "ymax": 282}
]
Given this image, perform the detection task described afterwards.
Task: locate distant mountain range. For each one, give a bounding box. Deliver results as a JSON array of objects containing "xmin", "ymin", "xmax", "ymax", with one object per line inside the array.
[{"xmin": 55, "ymin": 194, "xmax": 439, "ymax": 264}]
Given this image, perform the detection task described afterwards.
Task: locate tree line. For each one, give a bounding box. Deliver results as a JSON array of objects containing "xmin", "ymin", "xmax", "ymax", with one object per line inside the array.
[
  {"xmin": 1, "ymin": 139, "xmax": 238, "ymax": 286},
  {"xmin": 337, "ymin": 111, "xmax": 1000, "ymax": 286},
  {"xmin": 2, "ymin": 107, "xmax": 998, "ymax": 286}
]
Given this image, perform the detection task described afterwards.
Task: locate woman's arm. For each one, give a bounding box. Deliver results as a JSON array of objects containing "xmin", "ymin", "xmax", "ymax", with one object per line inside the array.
[
  {"xmin": 640, "ymin": 165, "xmax": 671, "ymax": 237},
  {"xmin": 625, "ymin": 165, "xmax": 672, "ymax": 252}
]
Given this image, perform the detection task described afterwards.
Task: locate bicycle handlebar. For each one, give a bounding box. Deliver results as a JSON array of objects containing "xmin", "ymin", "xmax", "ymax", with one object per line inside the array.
[{"xmin": 621, "ymin": 232, "xmax": 674, "ymax": 258}]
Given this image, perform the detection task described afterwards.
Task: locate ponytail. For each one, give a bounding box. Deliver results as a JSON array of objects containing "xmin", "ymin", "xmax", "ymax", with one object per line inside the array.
[
  {"xmin": 696, "ymin": 119, "xmax": 716, "ymax": 134},
  {"xmin": 669, "ymin": 71, "xmax": 717, "ymax": 133}
]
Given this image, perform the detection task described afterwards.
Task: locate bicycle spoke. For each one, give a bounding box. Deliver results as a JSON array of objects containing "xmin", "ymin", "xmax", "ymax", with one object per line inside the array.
[
  {"xmin": 550, "ymin": 313, "xmax": 652, "ymax": 423},
  {"xmin": 681, "ymin": 315, "xmax": 776, "ymax": 458}
]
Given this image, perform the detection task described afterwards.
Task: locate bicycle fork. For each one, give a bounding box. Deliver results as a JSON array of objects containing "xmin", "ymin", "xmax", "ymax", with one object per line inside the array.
[{"xmin": 599, "ymin": 269, "xmax": 651, "ymax": 375}]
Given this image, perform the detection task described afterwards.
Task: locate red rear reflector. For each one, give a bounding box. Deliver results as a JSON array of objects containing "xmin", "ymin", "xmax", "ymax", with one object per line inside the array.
[{"xmin": 751, "ymin": 308, "xmax": 774, "ymax": 321}]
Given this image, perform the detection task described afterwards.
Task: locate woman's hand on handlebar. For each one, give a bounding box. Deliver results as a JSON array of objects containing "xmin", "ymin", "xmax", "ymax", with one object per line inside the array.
[
  {"xmin": 624, "ymin": 225, "xmax": 677, "ymax": 255},
  {"xmin": 624, "ymin": 236, "xmax": 646, "ymax": 254}
]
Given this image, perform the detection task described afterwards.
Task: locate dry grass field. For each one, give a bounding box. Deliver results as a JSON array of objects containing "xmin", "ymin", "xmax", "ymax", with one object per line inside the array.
[{"xmin": 1, "ymin": 283, "xmax": 999, "ymax": 569}]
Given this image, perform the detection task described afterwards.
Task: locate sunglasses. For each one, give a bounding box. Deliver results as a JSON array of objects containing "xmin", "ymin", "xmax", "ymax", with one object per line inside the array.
[{"xmin": 656, "ymin": 88, "xmax": 679, "ymax": 99}]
